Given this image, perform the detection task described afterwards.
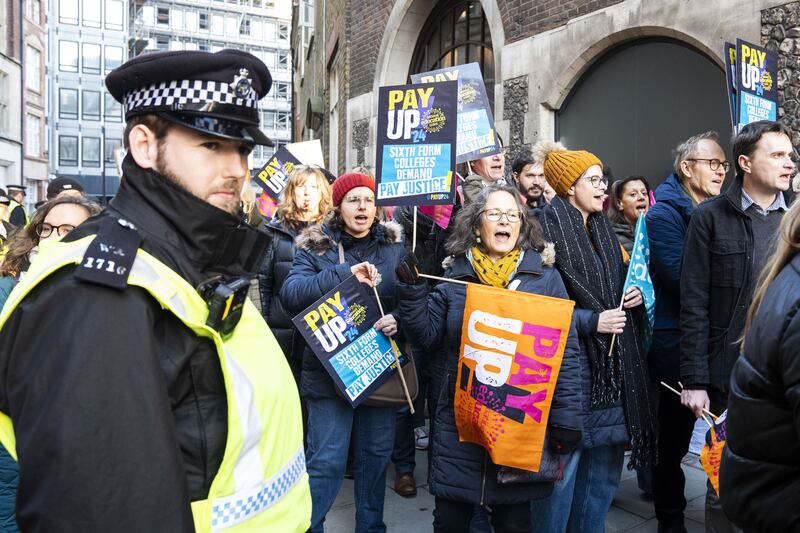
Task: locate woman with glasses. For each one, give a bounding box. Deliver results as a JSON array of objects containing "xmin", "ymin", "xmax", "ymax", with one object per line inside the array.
[
  {"xmin": 394, "ymin": 183, "xmax": 582, "ymax": 533},
  {"xmin": 530, "ymin": 142, "xmax": 656, "ymax": 532},
  {"xmin": 280, "ymin": 172, "xmax": 407, "ymax": 533},
  {"xmin": 0, "ymin": 194, "xmax": 100, "ymax": 532},
  {"xmin": 608, "ymin": 176, "xmax": 652, "ymax": 257},
  {"xmin": 258, "ymin": 166, "xmax": 332, "ymax": 387}
]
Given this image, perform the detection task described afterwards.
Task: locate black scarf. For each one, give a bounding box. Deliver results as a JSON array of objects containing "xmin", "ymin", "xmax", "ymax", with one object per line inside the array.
[{"xmin": 540, "ymin": 196, "xmax": 656, "ymax": 468}]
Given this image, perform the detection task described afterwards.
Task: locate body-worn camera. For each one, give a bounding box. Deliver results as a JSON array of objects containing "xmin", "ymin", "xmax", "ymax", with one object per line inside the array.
[{"xmin": 197, "ymin": 276, "xmax": 251, "ymax": 339}]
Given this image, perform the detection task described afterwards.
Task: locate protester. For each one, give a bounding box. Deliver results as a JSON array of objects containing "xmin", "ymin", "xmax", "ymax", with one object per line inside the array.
[
  {"xmin": 463, "ymin": 136, "xmax": 507, "ymax": 204},
  {"xmin": 532, "ymin": 141, "xmax": 655, "ymax": 532},
  {"xmin": 4, "ymin": 185, "xmax": 28, "ymax": 228},
  {"xmin": 719, "ymin": 200, "xmax": 800, "ymax": 532},
  {"xmin": 46, "ymin": 177, "xmax": 85, "ymax": 200},
  {"xmin": 608, "ymin": 176, "xmax": 651, "ymax": 256},
  {"xmin": 258, "ymin": 166, "xmax": 332, "ymax": 385},
  {"xmin": 0, "ymin": 191, "xmax": 16, "ymax": 247},
  {"xmin": 510, "ymin": 153, "xmax": 547, "ymax": 212},
  {"xmin": 647, "ymin": 131, "xmax": 727, "ymax": 532},
  {"xmin": 680, "ymin": 120, "xmax": 795, "ymax": 531},
  {"xmin": 0, "ymin": 49, "xmax": 311, "ymax": 531},
  {"xmin": 393, "ymin": 183, "xmax": 581, "ymax": 532},
  {"xmin": 280, "ymin": 172, "xmax": 406, "ymax": 533}
]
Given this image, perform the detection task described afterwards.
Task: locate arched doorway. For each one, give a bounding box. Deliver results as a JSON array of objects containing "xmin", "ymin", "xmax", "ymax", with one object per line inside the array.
[
  {"xmin": 409, "ymin": 0, "xmax": 495, "ymax": 110},
  {"xmin": 557, "ymin": 38, "xmax": 732, "ymax": 188}
]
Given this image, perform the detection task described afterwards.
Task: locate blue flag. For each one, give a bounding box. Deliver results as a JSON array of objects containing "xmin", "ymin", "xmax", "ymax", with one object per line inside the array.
[{"xmin": 622, "ymin": 215, "xmax": 655, "ymax": 349}]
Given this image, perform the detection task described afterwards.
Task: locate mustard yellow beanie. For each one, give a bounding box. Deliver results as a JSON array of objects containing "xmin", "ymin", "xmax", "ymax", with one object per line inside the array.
[{"xmin": 533, "ymin": 140, "xmax": 603, "ymax": 197}]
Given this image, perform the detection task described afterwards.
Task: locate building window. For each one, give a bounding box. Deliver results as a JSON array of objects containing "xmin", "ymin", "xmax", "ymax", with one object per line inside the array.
[
  {"xmin": 199, "ymin": 11, "xmax": 208, "ymax": 31},
  {"xmin": 225, "ymin": 16, "xmax": 237, "ymax": 36},
  {"xmin": 276, "ymin": 111, "xmax": 290, "ymax": 130},
  {"xmin": 141, "ymin": 5, "xmax": 154, "ymax": 26},
  {"xmin": 26, "ymin": 0, "xmax": 41, "ymax": 23},
  {"xmin": 156, "ymin": 35, "xmax": 169, "ymax": 50},
  {"xmin": 0, "ymin": 72, "xmax": 9, "ymax": 135},
  {"xmin": 25, "ymin": 46, "xmax": 41, "ymax": 92},
  {"xmin": 105, "ymin": 0, "xmax": 123, "ymax": 30},
  {"xmin": 82, "ymin": 0, "xmax": 101, "ymax": 28},
  {"xmin": 105, "ymin": 138, "xmax": 120, "ymax": 165},
  {"xmin": 105, "ymin": 46, "xmax": 123, "ymax": 72},
  {"xmin": 251, "ymin": 19, "xmax": 262, "ymax": 40},
  {"xmin": 410, "ymin": 0, "xmax": 495, "ymax": 110},
  {"xmin": 277, "ymin": 50, "xmax": 288, "ymax": 70},
  {"xmin": 59, "ymin": 88, "xmax": 79, "ymax": 119},
  {"xmin": 262, "ymin": 110, "xmax": 275, "ymax": 130},
  {"xmin": 262, "ymin": 50, "xmax": 274, "ymax": 69},
  {"xmin": 59, "ymin": 40, "xmax": 79, "ymax": 72},
  {"xmin": 82, "ymin": 43, "xmax": 101, "ymax": 75},
  {"xmin": 211, "ymin": 14, "xmax": 223, "ymax": 35},
  {"xmin": 157, "ymin": 6, "xmax": 169, "ymax": 27},
  {"xmin": 172, "ymin": 9, "xmax": 183, "ymax": 30},
  {"xmin": 240, "ymin": 16, "xmax": 250, "ymax": 36},
  {"xmin": 59, "ymin": 136, "xmax": 79, "ymax": 166},
  {"xmin": 263, "ymin": 22, "xmax": 275, "ymax": 41},
  {"xmin": 273, "ymin": 82, "xmax": 288, "ymax": 101},
  {"xmin": 185, "ymin": 11, "xmax": 198, "ymax": 31},
  {"xmin": 82, "ymin": 91, "xmax": 101, "ymax": 120},
  {"xmin": 25, "ymin": 115, "xmax": 40, "ymax": 157},
  {"xmin": 278, "ymin": 23, "xmax": 288, "ymax": 40},
  {"xmin": 104, "ymin": 94, "xmax": 122, "ymax": 122},
  {"xmin": 59, "ymin": 0, "xmax": 78, "ymax": 24},
  {"xmin": 82, "ymin": 137, "xmax": 101, "ymax": 167}
]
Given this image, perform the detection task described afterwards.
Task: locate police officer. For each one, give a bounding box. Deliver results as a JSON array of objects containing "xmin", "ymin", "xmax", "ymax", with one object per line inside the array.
[
  {"xmin": 4, "ymin": 185, "xmax": 28, "ymax": 228},
  {"xmin": 0, "ymin": 50, "xmax": 310, "ymax": 531}
]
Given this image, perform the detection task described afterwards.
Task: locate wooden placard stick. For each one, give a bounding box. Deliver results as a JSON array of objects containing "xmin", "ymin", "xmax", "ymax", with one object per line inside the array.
[{"xmin": 373, "ymin": 284, "xmax": 414, "ymax": 413}]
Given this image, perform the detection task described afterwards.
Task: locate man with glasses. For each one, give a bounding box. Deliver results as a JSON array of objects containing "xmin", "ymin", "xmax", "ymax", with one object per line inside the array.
[
  {"xmin": 463, "ymin": 136, "xmax": 508, "ymax": 205},
  {"xmin": 645, "ymin": 131, "xmax": 728, "ymax": 532},
  {"xmin": 680, "ymin": 121, "xmax": 796, "ymax": 532}
]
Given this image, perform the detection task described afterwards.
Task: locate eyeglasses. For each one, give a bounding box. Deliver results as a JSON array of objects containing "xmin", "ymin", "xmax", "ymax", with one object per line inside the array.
[
  {"xmin": 35, "ymin": 222, "xmax": 76, "ymax": 239},
  {"xmin": 686, "ymin": 158, "xmax": 731, "ymax": 172},
  {"xmin": 583, "ymin": 175, "xmax": 609, "ymax": 189},
  {"xmin": 481, "ymin": 209, "xmax": 522, "ymax": 223},
  {"xmin": 343, "ymin": 195, "xmax": 375, "ymax": 206}
]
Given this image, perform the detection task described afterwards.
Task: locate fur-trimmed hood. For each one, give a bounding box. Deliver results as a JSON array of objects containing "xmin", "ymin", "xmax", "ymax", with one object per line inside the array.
[
  {"xmin": 295, "ymin": 219, "xmax": 404, "ymax": 255},
  {"xmin": 441, "ymin": 241, "xmax": 555, "ymax": 271}
]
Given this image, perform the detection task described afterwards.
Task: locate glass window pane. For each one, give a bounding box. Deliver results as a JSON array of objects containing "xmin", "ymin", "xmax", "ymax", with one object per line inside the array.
[
  {"xmin": 105, "ymin": 138, "xmax": 120, "ymax": 165},
  {"xmin": 82, "ymin": 0, "xmax": 101, "ymax": 27},
  {"xmin": 141, "ymin": 5, "xmax": 154, "ymax": 26},
  {"xmin": 82, "ymin": 137, "xmax": 101, "ymax": 167},
  {"xmin": 157, "ymin": 6, "xmax": 169, "ymax": 27},
  {"xmin": 454, "ymin": 8, "xmax": 467, "ymax": 44},
  {"xmin": 59, "ymin": 0, "xmax": 78, "ymax": 24},
  {"xmin": 252, "ymin": 19, "xmax": 262, "ymax": 40},
  {"xmin": 105, "ymin": 46, "xmax": 123, "ymax": 72},
  {"xmin": 82, "ymin": 90, "xmax": 100, "ymax": 120},
  {"xmin": 59, "ymin": 136, "xmax": 78, "ymax": 166},
  {"xmin": 185, "ymin": 11, "xmax": 197, "ymax": 31},
  {"xmin": 212, "ymin": 14, "xmax": 224, "ymax": 35},
  {"xmin": 263, "ymin": 22, "xmax": 275, "ymax": 41},
  {"xmin": 82, "ymin": 43, "xmax": 101, "ymax": 74},
  {"xmin": 25, "ymin": 114, "xmax": 40, "ymax": 157},
  {"xmin": 226, "ymin": 16, "xmax": 237, "ymax": 36},
  {"xmin": 278, "ymin": 23, "xmax": 288, "ymax": 40},
  {"xmin": 104, "ymin": 93, "xmax": 121, "ymax": 121},
  {"xmin": 26, "ymin": 46, "xmax": 41, "ymax": 92},
  {"xmin": 172, "ymin": 9, "xmax": 184, "ymax": 30},
  {"xmin": 105, "ymin": 0, "xmax": 123, "ymax": 30},
  {"xmin": 59, "ymin": 88, "xmax": 78, "ymax": 119},
  {"xmin": 59, "ymin": 41, "xmax": 79, "ymax": 72},
  {"xmin": 199, "ymin": 11, "xmax": 208, "ymax": 31}
]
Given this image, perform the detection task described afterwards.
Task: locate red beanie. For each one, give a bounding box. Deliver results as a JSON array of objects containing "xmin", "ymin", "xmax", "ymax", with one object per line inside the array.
[{"xmin": 332, "ymin": 173, "xmax": 375, "ymax": 206}]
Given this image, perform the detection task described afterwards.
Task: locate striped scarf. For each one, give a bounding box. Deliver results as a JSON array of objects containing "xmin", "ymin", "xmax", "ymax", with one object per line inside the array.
[
  {"xmin": 470, "ymin": 247, "xmax": 521, "ymax": 288},
  {"xmin": 540, "ymin": 196, "xmax": 657, "ymax": 468}
]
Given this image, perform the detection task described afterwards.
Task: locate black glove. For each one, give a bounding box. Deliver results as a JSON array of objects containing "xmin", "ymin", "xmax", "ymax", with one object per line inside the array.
[
  {"xmin": 395, "ymin": 252, "xmax": 423, "ymax": 285},
  {"xmin": 548, "ymin": 427, "xmax": 581, "ymax": 455}
]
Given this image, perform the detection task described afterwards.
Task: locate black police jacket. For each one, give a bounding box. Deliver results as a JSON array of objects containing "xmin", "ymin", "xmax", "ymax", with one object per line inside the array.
[{"xmin": 0, "ymin": 155, "xmax": 269, "ymax": 532}]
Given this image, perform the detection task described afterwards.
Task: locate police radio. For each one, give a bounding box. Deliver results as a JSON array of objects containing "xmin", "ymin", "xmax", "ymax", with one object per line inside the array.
[{"xmin": 197, "ymin": 276, "xmax": 251, "ymax": 338}]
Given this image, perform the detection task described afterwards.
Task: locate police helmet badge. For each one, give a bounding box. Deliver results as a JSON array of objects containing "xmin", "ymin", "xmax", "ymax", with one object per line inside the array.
[{"xmin": 233, "ymin": 68, "xmax": 252, "ymax": 99}]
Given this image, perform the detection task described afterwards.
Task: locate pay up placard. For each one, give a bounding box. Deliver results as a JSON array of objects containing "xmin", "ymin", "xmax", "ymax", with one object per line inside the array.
[
  {"xmin": 252, "ymin": 140, "xmax": 325, "ymax": 218},
  {"xmin": 411, "ymin": 62, "xmax": 501, "ymax": 163},
  {"xmin": 375, "ymin": 81, "xmax": 458, "ymax": 206},
  {"xmin": 292, "ymin": 276, "xmax": 409, "ymax": 407},
  {"xmin": 735, "ymin": 38, "xmax": 778, "ymax": 129}
]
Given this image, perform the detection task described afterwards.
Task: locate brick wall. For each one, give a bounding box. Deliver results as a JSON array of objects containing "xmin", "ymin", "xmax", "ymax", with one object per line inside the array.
[
  {"xmin": 762, "ymin": 1, "xmax": 800, "ymax": 146},
  {"xmin": 498, "ymin": 0, "xmax": 624, "ymax": 43},
  {"xmin": 348, "ymin": 0, "xmax": 393, "ymax": 98}
]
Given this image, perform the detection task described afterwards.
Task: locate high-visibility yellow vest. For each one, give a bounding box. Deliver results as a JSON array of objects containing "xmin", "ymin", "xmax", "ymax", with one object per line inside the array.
[
  {"xmin": 4, "ymin": 200, "xmax": 29, "ymax": 225},
  {"xmin": 0, "ymin": 234, "xmax": 311, "ymax": 532}
]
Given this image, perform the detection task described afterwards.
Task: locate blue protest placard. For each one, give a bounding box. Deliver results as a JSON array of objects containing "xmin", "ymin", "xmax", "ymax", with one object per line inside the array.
[
  {"xmin": 735, "ymin": 38, "xmax": 778, "ymax": 129},
  {"xmin": 375, "ymin": 81, "xmax": 458, "ymax": 206},
  {"xmin": 291, "ymin": 276, "xmax": 409, "ymax": 407},
  {"xmin": 411, "ymin": 62, "xmax": 501, "ymax": 163},
  {"xmin": 724, "ymin": 42, "xmax": 737, "ymax": 131}
]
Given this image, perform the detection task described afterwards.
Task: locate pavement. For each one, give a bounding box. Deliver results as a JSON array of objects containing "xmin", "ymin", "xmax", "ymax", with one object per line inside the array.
[{"xmin": 324, "ymin": 448, "xmax": 709, "ymax": 532}]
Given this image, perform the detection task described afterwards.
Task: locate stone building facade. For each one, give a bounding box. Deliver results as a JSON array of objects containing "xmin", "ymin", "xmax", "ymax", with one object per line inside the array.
[
  {"xmin": 294, "ymin": 0, "xmax": 798, "ymax": 187},
  {"xmin": 762, "ymin": 1, "xmax": 800, "ymax": 146}
]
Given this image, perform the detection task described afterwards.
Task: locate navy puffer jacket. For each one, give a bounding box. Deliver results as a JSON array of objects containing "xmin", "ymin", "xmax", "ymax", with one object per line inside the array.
[
  {"xmin": 279, "ymin": 220, "xmax": 406, "ymax": 400},
  {"xmin": 397, "ymin": 250, "xmax": 582, "ymax": 505}
]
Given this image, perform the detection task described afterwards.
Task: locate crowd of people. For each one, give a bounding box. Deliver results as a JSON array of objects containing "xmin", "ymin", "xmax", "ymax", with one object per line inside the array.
[{"xmin": 0, "ymin": 47, "xmax": 797, "ymax": 533}]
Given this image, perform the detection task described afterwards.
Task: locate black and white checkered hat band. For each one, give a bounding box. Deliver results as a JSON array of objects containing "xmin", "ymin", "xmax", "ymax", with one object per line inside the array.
[{"xmin": 123, "ymin": 79, "xmax": 258, "ymax": 116}]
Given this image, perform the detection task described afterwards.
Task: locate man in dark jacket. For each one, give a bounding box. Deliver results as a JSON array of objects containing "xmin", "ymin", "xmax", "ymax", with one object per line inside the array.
[
  {"xmin": 0, "ymin": 50, "xmax": 310, "ymax": 531},
  {"xmin": 646, "ymin": 131, "xmax": 727, "ymax": 532},
  {"xmin": 680, "ymin": 120, "xmax": 796, "ymax": 531}
]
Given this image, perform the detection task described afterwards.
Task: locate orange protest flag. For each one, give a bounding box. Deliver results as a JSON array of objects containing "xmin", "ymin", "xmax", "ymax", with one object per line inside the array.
[{"xmin": 455, "ymin": 283, "xmax": 575, "ymax": 472}]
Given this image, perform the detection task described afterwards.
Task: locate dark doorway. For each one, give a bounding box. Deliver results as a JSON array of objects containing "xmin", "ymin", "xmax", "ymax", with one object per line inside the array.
[{"xmin": 557, "ymin": 38, "xmax": 733, "ymax": 189}]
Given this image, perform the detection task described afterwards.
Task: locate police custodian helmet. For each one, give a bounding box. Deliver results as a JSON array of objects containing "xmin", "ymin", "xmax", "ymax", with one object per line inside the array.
[{"xmin": 105, "ymin": 49, "xmax": 274, "ymax": 146}]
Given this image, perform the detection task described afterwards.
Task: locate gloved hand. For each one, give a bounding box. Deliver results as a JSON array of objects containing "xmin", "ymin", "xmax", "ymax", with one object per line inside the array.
[
  {"xmin": 395, "ymin": 252, "xmax": 423, "ymax": 285},
  {"xmin": 548, "ymin": 427, "xmax": 581, "ymax": 455}
]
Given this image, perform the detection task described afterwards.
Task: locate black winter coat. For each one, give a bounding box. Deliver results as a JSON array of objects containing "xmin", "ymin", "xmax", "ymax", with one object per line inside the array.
[
  {"xmin": 279, "ymin": 220, "xmax": 406, "ymax": 399},
  {"xmin": 0, "ymin": 156, "xmax": 270, "ymax": 532},
  {"xmin": 680, "ymin": 176, "xmax": 794, "ymax": 392},
  {"xmin": 257, "ymin": 216, "xmax": 310, "ymax": 379},
  {"xmin": 397, "ymin": 250, "xmax": 582, "ymax": 505},
  {"xmin": 719, "ymin": 254, "xmax": 800, "ymax": 532}
]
